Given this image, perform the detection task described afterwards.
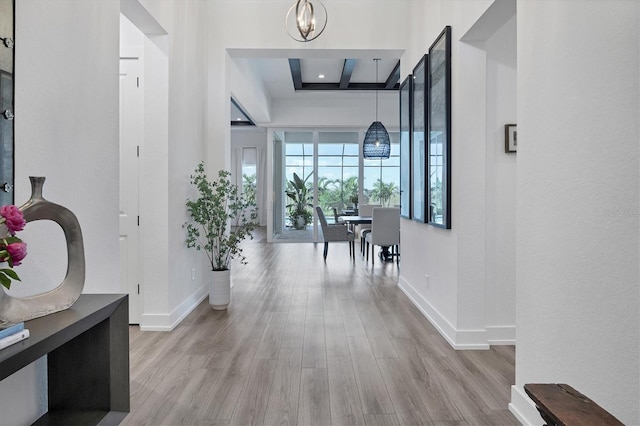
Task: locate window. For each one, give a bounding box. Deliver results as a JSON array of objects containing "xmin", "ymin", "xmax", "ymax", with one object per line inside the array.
[
  {"xmin": 317, "ymin": 132, "xmax": 359, "ymax": 213},
  {"xmin": 363, "ymin": 133, "xmax": 400, "ymax": 207},
  {"xmin": 273, "ymin": 129, "xmax": 400, "ymax": 242},
  {"xmin": 284, "ymin": 132, "xmax": 313, "ymax": 184},
  {"xmin": 241, "ymin": 147, "xmax": 257, "ymax": 205}
]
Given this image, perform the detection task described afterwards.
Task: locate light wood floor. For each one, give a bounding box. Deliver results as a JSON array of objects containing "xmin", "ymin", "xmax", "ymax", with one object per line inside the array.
[{"xmin": 122, "ymin": 235, "xmax": 517, "ymax": 426}]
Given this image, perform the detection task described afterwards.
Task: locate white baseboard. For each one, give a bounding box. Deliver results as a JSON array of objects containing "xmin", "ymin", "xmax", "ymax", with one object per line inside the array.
[
  {"xmin": 140, "ymin": 287, "xmax": 207, "ymax": 331},
  {"xmin": 509, "ymin": 385, "xmax": 543, "ymax": 426},
  {"xmin": 487, "ymin": 325, "xmax": 516, "ymax": 345},
  {"xmin": 398, "ymin": 276, "xmax": 490, "ymax": 350}
]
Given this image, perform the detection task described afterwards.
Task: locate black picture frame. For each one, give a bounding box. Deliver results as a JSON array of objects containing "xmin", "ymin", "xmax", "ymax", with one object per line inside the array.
[
  {"xmin": 399, "ymin": 75, "xmax": 412, "ymax": 219},
  {"xmin": 411, "ymin": 55, "xmax": 427, "ymax": 223},
  {"xmin": 505, "ymin": 124, "xmax": 517, "ymax": 153},
  {"xmin": 0, "ymin": 0, "xmax": 15, "ymax": 205},
  {"xmin": 427, "ymin": 26, "xmax": 452, "ymax": 229}
]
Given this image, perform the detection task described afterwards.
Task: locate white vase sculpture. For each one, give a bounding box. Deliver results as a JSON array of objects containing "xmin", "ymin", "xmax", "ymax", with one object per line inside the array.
[{"xmin": 0, "ymin": 177, "xmax": 85, "ymax": 325}]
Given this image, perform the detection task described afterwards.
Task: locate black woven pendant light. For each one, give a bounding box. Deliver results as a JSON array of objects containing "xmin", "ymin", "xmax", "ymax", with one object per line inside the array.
[{"xmin": 363, "ymin": 59, "xmax": 391, "ymax": 159}]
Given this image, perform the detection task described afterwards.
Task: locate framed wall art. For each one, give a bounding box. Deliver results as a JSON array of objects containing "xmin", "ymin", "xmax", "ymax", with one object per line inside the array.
[
  {"xmin": 399, "ymin": 74, "xmax": 412, "ymax": 219},
  {"xmin": 427, "ymin": 26, "xmax": 452, "ymax": 229},
  {"xmin": 411, "ymin": 55, "xmax": 427, "ymax": 223},
  {"xmin": 505, "ymin": 124, "xmax": 517, "ymax": 153}
]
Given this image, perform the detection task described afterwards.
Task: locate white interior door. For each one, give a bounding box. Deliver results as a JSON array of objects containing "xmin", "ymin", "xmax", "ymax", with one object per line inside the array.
[{"xmin": 119, "ymin": 56, "xmax": 142, "ymax": 324}]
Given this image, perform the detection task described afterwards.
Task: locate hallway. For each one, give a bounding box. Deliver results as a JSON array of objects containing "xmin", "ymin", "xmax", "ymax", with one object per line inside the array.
[{"xmin": 123, "ymin": 238, "xmax": 517, "ymax": 425}]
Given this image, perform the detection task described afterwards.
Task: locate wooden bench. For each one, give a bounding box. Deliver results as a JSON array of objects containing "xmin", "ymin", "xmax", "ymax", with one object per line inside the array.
[{"xmin": 524, "ymin": 383, "xmax": 624, "ymax": 426}]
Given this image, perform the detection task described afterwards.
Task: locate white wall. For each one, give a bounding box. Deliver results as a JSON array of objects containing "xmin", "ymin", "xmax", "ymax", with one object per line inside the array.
[
  {"xmin": 230, "ymin": 58, "xmax": 272, "ymax": 124},
  {"xmin": 120, "ymin": 4, "xmax": 174, "ymax": 326},
  {"xmin": 398, "ymin": 0, "xmax": 519, "ymax": 349},
  {"xmin": 0, "ymin": 0, "xmax": 121, "ymax": 422},
  {"xmin": 141, "ymin": 20, "xmax": 172, "ymax": 320},
  {"xmin": 136, "ymin": 0, "xmax": 209, "ymax": 330},
  {"xmin": 231, "ymin": 128, "xmax": 267, "ymax": 149},
  {"xmin": 269, "ymin": 93, "xmax": 398, "ymax": 129},
  {"xmin": 15, "ymin": 0, "xmax": 120, "ymax": 295},
  {"xmin": 511, "ymin": 1, "xmax": 639, "ymax": 424},
  {"xmin": 0, "ymin": 0, "xmax": 208, "ymax": 420},
  {"xmin": 484, "ymin": 15, "xmax": 517, "ymax": 341}
]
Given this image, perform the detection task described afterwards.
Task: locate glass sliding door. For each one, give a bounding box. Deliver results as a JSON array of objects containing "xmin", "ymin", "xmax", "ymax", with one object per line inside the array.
[
  {"xmin": 270, "ymin": 129, "xmax": 396, "ymax": 242},
  {"xmin": 273, "ymin": 131, "xmax": 315, "ymax": 241}
]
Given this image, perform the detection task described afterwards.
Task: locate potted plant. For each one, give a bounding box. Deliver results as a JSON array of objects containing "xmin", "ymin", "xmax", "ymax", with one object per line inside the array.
[
  {"xmin": 285, "ymin": 172, "xmax": 313, "ymax": 230},
  {"xmin": 183, "ymin": 162, "xmax": 258, "ymax": 310},
  {"xmin": 350, "ymin": 194, "xmax": 359, "ymax": 210}
]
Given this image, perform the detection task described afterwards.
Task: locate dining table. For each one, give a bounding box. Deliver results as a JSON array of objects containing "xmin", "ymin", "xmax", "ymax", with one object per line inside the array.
[{"xmin": 338, "ymin": 215, "xmax": 372, "ymax": 227}]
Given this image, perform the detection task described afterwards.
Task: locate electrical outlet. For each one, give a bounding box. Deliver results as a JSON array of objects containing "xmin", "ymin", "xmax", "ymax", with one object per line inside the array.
[
  {"xmin": 191, "ymin": 268, "xmax": 196, "ymax": 281},
  {"xmin": 425, "ymin": 274, "xmax": 430, "ymax": 289}
]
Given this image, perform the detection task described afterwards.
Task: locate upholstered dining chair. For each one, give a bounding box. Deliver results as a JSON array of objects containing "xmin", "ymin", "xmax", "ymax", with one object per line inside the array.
[
  {"xmin": 364, "ymin": 207, "xmax": 400, "ymax": 264},
  {"xmin": 316, "ymin": 206, "xmax": 355, "ymax": 260},
  {"xmin": 356, "ymin": 203, "xmax": 381, "ymax": 255},
  {"xmin": 332, "ymin": 208, "xmax": 343, "ymax": 224}
]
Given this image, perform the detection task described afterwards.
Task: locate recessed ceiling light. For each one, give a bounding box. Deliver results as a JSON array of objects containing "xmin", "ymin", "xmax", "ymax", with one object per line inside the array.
[{"xmin": 318, "ymin": 74, "xmax": 325, "ymax": 79}]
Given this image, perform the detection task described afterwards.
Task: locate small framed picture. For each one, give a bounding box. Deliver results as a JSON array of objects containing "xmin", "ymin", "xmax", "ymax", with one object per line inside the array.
[{"xmin": 505, "ymin": 124, "xmax": 517, "ymax": 153}]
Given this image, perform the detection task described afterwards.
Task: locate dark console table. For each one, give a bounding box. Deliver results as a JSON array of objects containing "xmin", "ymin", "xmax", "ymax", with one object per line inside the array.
[
  {"xmin": 525, "ymin": 383, "xmax": 623, "ymax": 426},
  {"xmin": 0, "ymin": 294, "xmax": 130, "ymax": 425}
]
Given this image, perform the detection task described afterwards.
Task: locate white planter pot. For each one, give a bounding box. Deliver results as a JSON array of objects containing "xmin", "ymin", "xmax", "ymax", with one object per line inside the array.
[{"xmin": 209, "ymin": 269, "xmax": 231, "ymax": 310}]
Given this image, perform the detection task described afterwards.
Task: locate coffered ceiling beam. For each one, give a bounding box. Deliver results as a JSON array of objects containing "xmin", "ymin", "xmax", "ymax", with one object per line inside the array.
[
  {"xmin": 300, "ymin": 82, "xmax": 395, "ymax": 91},
  {"xmin": 339, "ymin": 59, "xmax": 356, "ymax": 89},
  {"xmin": 289, "ymin": 58, "xmax": 303, "ymax": 90},
  {"xmin": 288, "ymin": 58, "xmax": 399, "ymax": 91},
  {"xmin": 385, "ymin": 60, "xmax": 401, "ymax": 90}
]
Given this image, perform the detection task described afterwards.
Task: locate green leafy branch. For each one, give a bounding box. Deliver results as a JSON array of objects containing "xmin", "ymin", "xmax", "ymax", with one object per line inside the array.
[{"xmin": 183, "ymin": 162, "xmax": 258, "ymax": 271}]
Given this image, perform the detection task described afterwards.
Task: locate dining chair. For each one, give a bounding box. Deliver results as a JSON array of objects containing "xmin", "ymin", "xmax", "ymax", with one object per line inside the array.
[
  {"xmin": 332, "ymin": 207, "xmax": 343, "ymax": 224},
  {"xmin": 316, "ymin": 206, "xmax": 355, "ymax": 260},
  {"xmin": 364, "ymin": 207, "xmax": 400, "ymax": 264},
  {"xmin": 357, "ymin": 204, "xmax": 381, "ymax": 255}
]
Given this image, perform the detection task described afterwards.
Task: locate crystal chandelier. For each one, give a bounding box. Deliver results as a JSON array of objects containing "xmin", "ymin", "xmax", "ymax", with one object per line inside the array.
[{"xmin": 285, "ymin": 0, "xmax": 328, "ymax": 42}]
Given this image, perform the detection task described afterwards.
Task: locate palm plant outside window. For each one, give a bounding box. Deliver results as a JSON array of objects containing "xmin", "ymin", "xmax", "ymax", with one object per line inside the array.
[
  {"xmin": 317, "ymin": 132, "xmax": 360, "ymax": 215},
  {"xmin": 364, "ymin": 139, "xmax": 400, "ymax": 206}
]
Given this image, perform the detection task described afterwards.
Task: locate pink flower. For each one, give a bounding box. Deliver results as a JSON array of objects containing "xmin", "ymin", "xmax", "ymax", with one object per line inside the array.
[
  {"xmin": 0, "ymin": 205, "xmax": 25, "ymax": 235},
  {"xmin": 5, "ymin": 242, "xmax": 27, "ymax": 266}
]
